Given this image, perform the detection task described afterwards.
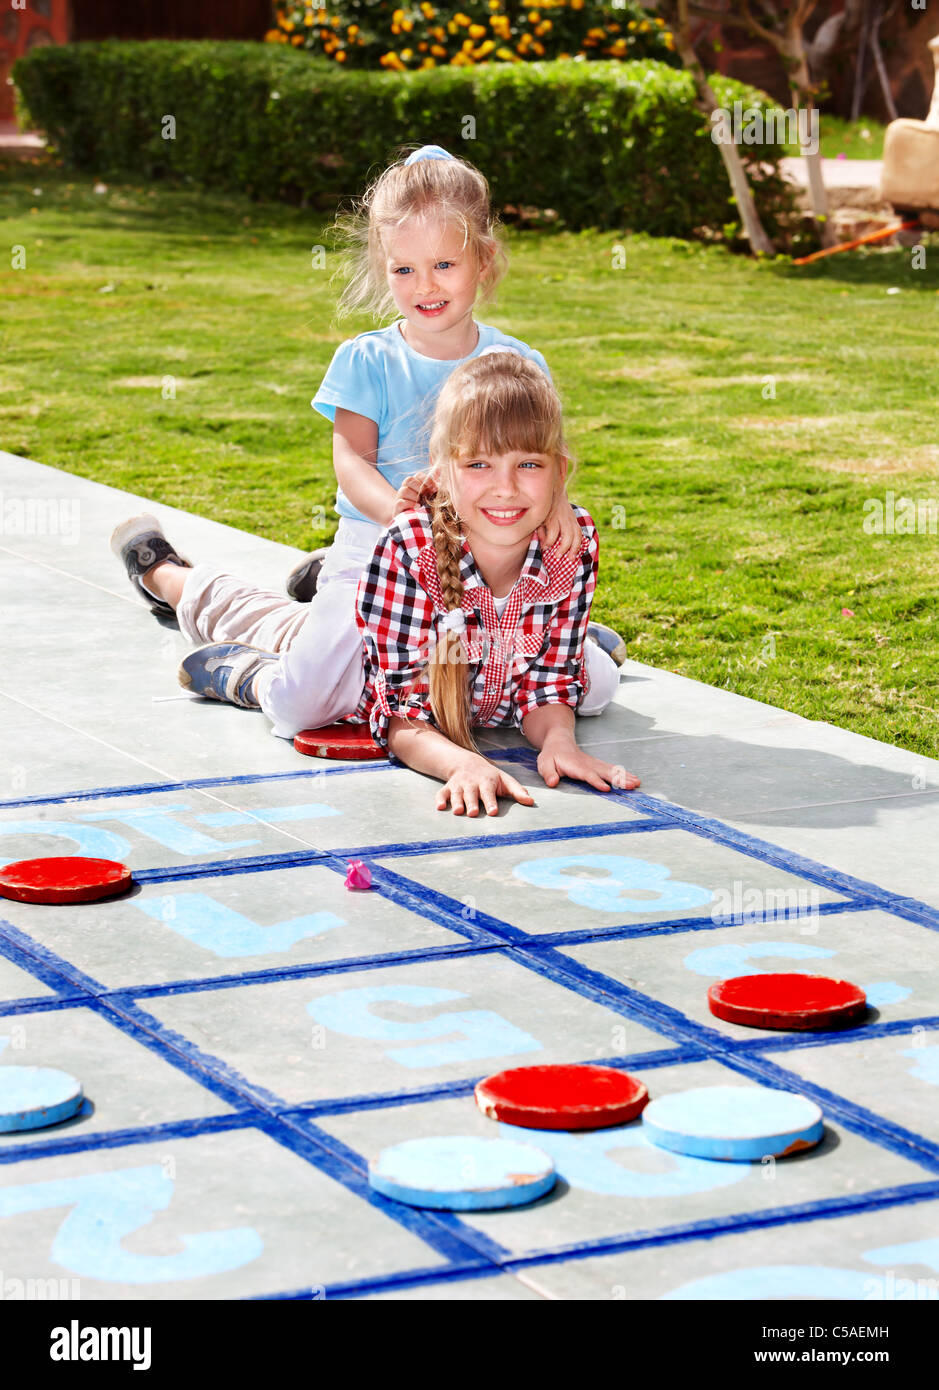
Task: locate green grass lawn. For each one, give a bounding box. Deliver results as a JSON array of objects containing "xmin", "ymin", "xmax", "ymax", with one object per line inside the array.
[
  {"xmin": 2, "ymin": 155, "xmax": 937, "ymax": 757},
  {"xmin": 784, "ymin": 116, "xmax": 886, "ymax": 160}
]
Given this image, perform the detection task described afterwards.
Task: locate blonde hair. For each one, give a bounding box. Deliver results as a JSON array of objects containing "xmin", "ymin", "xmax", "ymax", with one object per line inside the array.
[
  {"xmin": 424, "ymin": 352, "xmax": 573, "ymax": 753},
  {"xmin": 335, "ymin": 147, "xmax": 507, "ymax": 322}
]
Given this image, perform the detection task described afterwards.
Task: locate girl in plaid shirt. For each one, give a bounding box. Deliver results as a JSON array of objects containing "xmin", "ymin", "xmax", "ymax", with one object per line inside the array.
[
  {"xmin": 353, "ymin": 351, "xmax": 641, "ymax": 816},
  {"xmin": 109, "ymin": 144, "xmax": 591, "ymax": 741}
]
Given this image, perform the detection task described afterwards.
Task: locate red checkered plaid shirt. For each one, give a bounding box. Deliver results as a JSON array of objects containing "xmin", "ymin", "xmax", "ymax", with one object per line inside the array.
[{"xmin": 352, "ymin": 504, "xmax": 599, "ymax": 750}]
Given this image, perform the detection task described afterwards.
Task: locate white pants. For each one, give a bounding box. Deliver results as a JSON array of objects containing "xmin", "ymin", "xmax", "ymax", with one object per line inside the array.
[{"xmin": 176, "ymin": 517, "xmax": 620, "ymax": 738}]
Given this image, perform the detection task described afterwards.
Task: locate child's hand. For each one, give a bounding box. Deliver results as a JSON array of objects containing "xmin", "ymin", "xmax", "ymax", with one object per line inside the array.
[
  {"xmin": 436, "ymin": 755, "xmax": 536, "ymax": 817},
  {"xmin": 393, "ymin": 470, "xmax": 437, "ymax": 517},
  {"xmin": 537, "ymin": 494, "xmax": 582, "ymax": 562},
  {"xmin": 537, "ymin": 744, "xmax": 641, "ymax": 793}
]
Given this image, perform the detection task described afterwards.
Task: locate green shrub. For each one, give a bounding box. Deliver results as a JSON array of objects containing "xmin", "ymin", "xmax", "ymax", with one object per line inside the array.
[
  {"xmin": 13, "ymin": 40, "xmax": 793, "ymax": 239},
  {"xmin": 265, "ymin": 0, "xmax": 680, "ymax": 71}
]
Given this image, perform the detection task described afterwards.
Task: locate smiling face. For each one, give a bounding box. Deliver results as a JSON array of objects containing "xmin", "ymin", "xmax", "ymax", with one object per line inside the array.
[
  {"xmin": 448, "ymin": 448, "xmax": 566, "ymax": 565},
  {"xmin": 383, "ymin": 213, "xmax": 486, "ymax": 344}
]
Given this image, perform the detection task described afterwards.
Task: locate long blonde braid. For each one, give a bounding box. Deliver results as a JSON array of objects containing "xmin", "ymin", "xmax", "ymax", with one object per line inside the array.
[
  {"xmin": 423, "ymin": 351, "xmax": 572, "ymax": 753},
  {"xmin": 427, "ymin": 492, "xmax": 478, "ymax": 754}
]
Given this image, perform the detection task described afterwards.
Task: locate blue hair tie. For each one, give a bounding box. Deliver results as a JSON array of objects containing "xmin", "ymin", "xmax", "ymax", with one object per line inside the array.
[{"xmin": 405, "ymin": 145, "xmax": 457, "ymax": 165}]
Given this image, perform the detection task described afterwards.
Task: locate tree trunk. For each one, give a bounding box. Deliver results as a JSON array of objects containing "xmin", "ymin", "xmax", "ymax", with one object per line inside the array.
[
  {"xmin": 668, "ymin": 8, "xmax": 776, "ymax": 255},
  {"xmin": 785, "ymin": 31, "xmax": 836, "ymax": 248}
]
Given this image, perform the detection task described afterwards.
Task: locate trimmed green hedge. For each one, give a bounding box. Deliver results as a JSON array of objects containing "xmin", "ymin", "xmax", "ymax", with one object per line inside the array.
[{"xmin": 12, "ymin": 40, "xmax": 793, "ymax": 238}]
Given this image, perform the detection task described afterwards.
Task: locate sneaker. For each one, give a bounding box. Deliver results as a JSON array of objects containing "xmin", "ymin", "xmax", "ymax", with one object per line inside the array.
[
  {"xmin": 110, "ymin": 514, "xmax": 192, "ymax": 615},
  {"xmin": 179, "ymin": 643, "xmax": 278, "ymax": 709},
  {"xmin": 286, "ymin": 548, "xmax": 329, "ymax": 603},
  {"xmin": 587, "ymin": 621, "xmax": 628, "ymax": 667}
]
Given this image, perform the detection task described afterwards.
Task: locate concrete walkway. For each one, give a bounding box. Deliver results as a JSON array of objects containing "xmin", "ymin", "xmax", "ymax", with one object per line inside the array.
[{"xmin": 780, "ymin": 156, "xmax": 884, "ymax": 191}]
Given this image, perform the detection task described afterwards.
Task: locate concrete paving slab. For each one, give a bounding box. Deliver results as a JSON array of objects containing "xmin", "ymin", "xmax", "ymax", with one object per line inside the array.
[
  {"xmin": 0, "ymin": 862, "xmax": 480, "ymax": 989},
  {"xmin": 0, "ymin": 1006, "xmax": 234, "ymax": 1151},
  {"xmin": 512, "ymin": 1194, "xmax": 939, "ymax": 1300},
  {"xmin": 0, "ymin": 785, "xmax": 323, "ymax": 873},
  {"xmin": 0, "ymin": 1127, "xmax": 448, "ymax": 1298},
  {"xmin": 387, "ymin": 827, "xmax": 851, "ymax": 938},
  {"xmin": 207, "ymin": 759, "xmax": 649, "ymax": 854},
  {"xmin": 143, "ymin": 955, "xmax": 675, "ymax": 1107},
  {"xmin": 722, "ymin": 795, "xmax": 939, "ymax": 911},
  {"xmin": 0, "ymin": 951, "xmax": 59, "ymax": 1002},
  {"xmin": 777, "ymin": 1033, "xmax": 939, "ymax": 1150},
  {"xmin": 562, "ymin": 909, "xmax": 939, "ymax": 1041},
  {"xmin": 315, "ymin": 1058, "xmax": 929, "ymax": 1259}
]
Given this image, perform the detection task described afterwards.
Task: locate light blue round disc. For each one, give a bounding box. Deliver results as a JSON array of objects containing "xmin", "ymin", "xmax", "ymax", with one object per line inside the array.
[
  {"xmin": 0, "ymin": 1066, "xmax": 84, "ymax": 1133},
  {"xmin": 369, "ymin": 1135, "xmax": 556, "ymax": 1210},
  {"xmin": 642, "ymin": 1085, "xmax": 824, "ymax": 1162}
]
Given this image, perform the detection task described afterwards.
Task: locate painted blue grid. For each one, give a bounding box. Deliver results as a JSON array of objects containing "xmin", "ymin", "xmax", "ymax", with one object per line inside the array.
[{"xmin": 1, "ymin": 745, "xmax": 938, "ymax": 1299}]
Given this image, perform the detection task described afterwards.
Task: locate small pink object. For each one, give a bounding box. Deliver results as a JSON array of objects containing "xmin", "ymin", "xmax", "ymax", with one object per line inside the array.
[
  {"xmin": 344, "ymin": 860, "xmax": 372, "ymax": 890},
  {"xmin": 841, "ymin": 607, "xmax": 855, "ymax": 617}
]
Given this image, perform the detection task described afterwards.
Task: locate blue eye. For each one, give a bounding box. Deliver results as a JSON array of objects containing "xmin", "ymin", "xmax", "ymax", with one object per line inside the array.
[
  {"xmin": 436, "ymin": 261, "xmax": 454, "ymax": 270},
  {"xmin": 393, "ymin": 266, "xmax": 413, "ymax": 275}
]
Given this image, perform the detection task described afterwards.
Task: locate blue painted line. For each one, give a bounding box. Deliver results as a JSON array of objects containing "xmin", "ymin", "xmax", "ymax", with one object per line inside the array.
[
  {"xmin": 727, "ymin": 1014, "xmax": 939, "ymax": 1057},
  {"xmin": 0, "ymin": 994, "xmax": 86, "ymax": 1018},
  {"xmin": 525, "ymin": 897, "xmax": 876, "ymax": 949},
  {"xmin": 135, "ymin": 848, "xmax": 329, "ymax": 883},
  {"xmin": 0, "ymin": 917, "xmax": 107, "ymax": 997},
  {"xmin": 256, "ymin": 1112, "xmax": 500, "ymax": 1268},
  {"xmin": 0, "ymin": 1111, "xmax": 254, "ymax": 1167},
  {"xmin": 0, "ymin": 760, "xmax": 398, "ymax": 812},
  {"xmin": 297, "ymin": 1117, "xmax": 515, "ymax": 1265},
  {"xmin": 319, "ymin": 856, "xmax": 506, "ymax": 947},
  {"xmin": 501, "ymin": 1177, "xmax": 939, "ymax": 1271},
  {"xmin": 253, "ymin": 1259, "xmax": 497, "ymax": 1301},
  {"xmin": 715, "ymin": 1050, "xmax": 939, "ymax": 1173},
  {"xmin": 124, "ymin": 940, "xmax": 506, "ymax": 1003},
  {"xmin": 604, "ymin": 786, "xmax": 939, "ymax": 929},
  {"xmin": 258, "ymin": 1178, "xmax": 939, "ymax": 1299},
  {"xmin": 278, "ymin": 1044, "xmax": 706, "ymax": 1120}
]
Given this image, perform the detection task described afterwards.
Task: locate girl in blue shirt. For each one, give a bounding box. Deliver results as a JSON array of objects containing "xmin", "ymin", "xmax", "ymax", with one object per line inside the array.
[{"xmin": 110, "ymin": 146, "xmax": 624, "ymax": 738}]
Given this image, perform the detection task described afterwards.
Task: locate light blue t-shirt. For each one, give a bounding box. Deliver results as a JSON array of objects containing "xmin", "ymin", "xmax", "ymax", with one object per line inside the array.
[{"xmin": 311, "ymin": 320, "xmax": 551, "ymax": 523}]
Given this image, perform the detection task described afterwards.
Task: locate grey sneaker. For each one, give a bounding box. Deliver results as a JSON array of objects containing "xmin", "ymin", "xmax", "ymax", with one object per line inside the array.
[
  {"xmin": 286, "ymin": 548, "xmax": 329, "ymax": 603},
  {"xmin": 178, "ymin": 643, "xmax": 278, "ymax": 709},
  {"xmin": 587, "ymin": 621, "xmax": 627, "ymax": 667},
  {"xmin": 110, "ymin": 514, "xmax": 191, "ymax": 615}
]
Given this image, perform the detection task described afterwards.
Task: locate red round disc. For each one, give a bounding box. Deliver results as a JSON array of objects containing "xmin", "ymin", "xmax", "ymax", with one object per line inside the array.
[
  {"xmin": 475, "ymin": 1064, "xmax": 649, "ymax": 1131},
  {"xmin": 294, "ymin": 723, "xmax": 385, "ymax": 761},
  {"xmin": 708, "ymin": 973, "xmax": 868, "ymax": 1031},
  {"xmin": 0, "ymin": 857, "xmax": 133, "ymax": 905}
]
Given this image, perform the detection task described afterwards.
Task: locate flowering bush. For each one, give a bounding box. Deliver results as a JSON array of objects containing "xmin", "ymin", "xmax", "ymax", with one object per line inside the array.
[{"xmin": 265, "ymin": 1, "xmax": 677, "ymax": 70}]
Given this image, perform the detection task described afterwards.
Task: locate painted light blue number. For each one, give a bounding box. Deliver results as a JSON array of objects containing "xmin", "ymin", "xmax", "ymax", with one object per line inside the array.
[
  {"xmin": 682, "ymin": 941, "xmax": 834, "ymax": 978},
  {"xmin": 662, "ymin": 1265, "xmax": 881, "ymax": 1301},
  {"xmin": 80, "ymin": 806, "xmax": 258, "ymax": 853},
  {"xmin": 0, "ymin": 821, "xmax": 131, "ymax": 859},
  {"xmin": 308, "ymin": 985, "xmax": 542, "ymax": 1068},
  {"xmin": 0, "ymin": 1165, "xmax": 262, "ymax": 1284},
  {"xmin": 664, "ymin": 1239, "xmax": 939, "ymax": 1300},
  {"xmin": 135, "ymin": 893, "xmax": 344, "ymax": 959},
  {"xmin": 864, "ymin": 1237, "xmax": 939, "ymax": 1274},
  {"xmin": 513, "ymin": 854, "xmax": 712, "ymax": 915},
  {"xmin": 899, "ymin": 1043, "xmax": 939, "ymax": 1084},
  {"xmin": 497, "ymin": 1122, "xmax": 743, "ymax": 1197},
  {"xmin": 863, "ymin": 981, "xmax": 911, "ymax": 1007}
]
